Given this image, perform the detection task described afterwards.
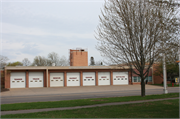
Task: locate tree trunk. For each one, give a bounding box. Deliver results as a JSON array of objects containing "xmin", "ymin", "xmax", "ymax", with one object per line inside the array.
[{"xmin": 141, "ymin": 78, "xmax": 145, "ymax": 97}]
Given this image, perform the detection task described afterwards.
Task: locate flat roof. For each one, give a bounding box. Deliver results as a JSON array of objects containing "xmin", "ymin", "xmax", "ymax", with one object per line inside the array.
[{"xmin": 5, "ymin": 66, "xmax": 130, "ymax": 70}]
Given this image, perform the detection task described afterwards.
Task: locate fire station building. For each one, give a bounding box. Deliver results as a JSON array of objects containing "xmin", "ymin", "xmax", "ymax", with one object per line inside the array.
[{"xmin": 3, "ymin": 48, "xmax": 154, "ymax": 89}]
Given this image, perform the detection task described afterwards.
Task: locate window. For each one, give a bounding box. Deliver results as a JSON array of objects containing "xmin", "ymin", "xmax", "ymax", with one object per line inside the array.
[
  {"xmin": 84, "ymin": 79, "xmax": 86, "ymax": 81},
  {"xmin": 133, "ymin": 77, "xmax": 137, "ymax": 82},
  {"xmin": 148, "ymin": 76, "xmax": 152, "ymax": 82},
  {"xmin": 138, "ymin": 77, "xmax": 141, "ymax": 82},
  {"xmin": 144, "ymin": 77, "xmax": 152, "ymax": 82},
  {"xmin": 133, "ymin": 76, "xmax": 152, "ymax": 82},
  {"xmin": 133, "ymin": 77, "xmax": 141, "ymax": 82},
  {"xmin": 114, "ymin": 78, "xmax": 116, "ymax": 80}
]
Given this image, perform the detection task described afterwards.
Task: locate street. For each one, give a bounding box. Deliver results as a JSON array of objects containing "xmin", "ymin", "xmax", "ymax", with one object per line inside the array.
[{"xmin": 1, "ymin": 85, "xmax": 179, "ymax": 104}]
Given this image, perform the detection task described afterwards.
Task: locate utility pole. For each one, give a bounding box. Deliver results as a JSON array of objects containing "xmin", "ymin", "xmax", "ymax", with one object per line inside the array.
[
  {"xmin": 161, "ymin": 6, "xmax": 168, "ymax": 94},
  {"xmin": 163, "ymin": 52, "xmax": 168, "ymax": 94}
]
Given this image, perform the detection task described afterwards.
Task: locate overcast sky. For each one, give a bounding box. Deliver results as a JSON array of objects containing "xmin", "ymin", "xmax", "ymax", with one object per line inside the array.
[{"xmin": 0, "ymin": 0, "xmax": 105, "ymax": 64}]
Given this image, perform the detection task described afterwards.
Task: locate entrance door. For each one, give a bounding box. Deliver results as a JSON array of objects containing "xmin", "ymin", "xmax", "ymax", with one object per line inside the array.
[
  {"xmin": 113, "ymin": 72, "xmax": 128, "ymax": 85},
  {"xmin": 50, "ymin": 73, "xmax": 64, "ymax": 87},
  {"xmin": 67, "ymin": 72, "xmax": 80, "ymax": 86},
  {"xmin": 98, "ymin": 72, "xmax": 110, "ymax": 85},
  {"xmin": 29, "ymin": 72, "xmax": 44, "ymax": 88},
  {"xmin": 83, "ymin": 72, "xmax": 95, "ymax": 86},
  {"xmin": 10, "ymin": 72, "xmax": 26, "ymax": 88}
]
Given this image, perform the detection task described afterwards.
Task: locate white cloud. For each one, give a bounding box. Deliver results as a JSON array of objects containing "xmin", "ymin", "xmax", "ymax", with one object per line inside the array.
[
  {"xmin": 2, "ymin": 39, "xmax": 24, "ymax": 51},
  {"xmin": 2, "ymin": 22, "xmax": 94, "ymax": 39},
  {"xmin": 1, "ymin": 1, "xmax": 104, "ymax": 63}
]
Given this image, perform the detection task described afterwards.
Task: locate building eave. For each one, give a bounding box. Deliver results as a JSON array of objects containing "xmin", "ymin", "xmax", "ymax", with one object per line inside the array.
[{"xmin": 5, "ymin": 66, "xmax": 130, "ymax": 70}]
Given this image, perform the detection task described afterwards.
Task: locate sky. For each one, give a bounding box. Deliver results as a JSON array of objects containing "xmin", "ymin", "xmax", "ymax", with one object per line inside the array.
[{"xmin": 0, "ymin": 0, "xmax": 105, "ymax": 64}]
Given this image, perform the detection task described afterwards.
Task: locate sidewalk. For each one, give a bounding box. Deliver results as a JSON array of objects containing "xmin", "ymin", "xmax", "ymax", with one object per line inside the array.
[{"xmin": 1, "ymin": 97, "xmax": 178, "ymax": 116}]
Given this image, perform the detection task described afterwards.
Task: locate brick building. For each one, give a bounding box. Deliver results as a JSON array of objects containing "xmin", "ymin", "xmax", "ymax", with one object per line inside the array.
[
  {"xmin": 1, "ymin": 48, "xmax": 170, "ymax": 89},
  {"xmin": 70, "ymin": 48, "xmax": 88, "ymax": 66}
]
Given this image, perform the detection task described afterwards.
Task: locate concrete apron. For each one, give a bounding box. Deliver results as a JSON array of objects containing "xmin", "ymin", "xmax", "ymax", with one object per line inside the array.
[{"xmin": 1, "ymin": 85, "xmax": 164, "ymax": 97}]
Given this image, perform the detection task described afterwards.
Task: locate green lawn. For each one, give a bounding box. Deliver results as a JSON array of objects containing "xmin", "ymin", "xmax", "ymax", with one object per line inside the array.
[
  {"xmin": 151, "ymin": 84, "xmax": 179, "ymax": 87},
  {"xmin": 1, "ymin": 99, "xmax": 179, "ymax": 118},
  {"xmin": 1, "ymin": 93, "xmax": 179, "ymax": 111}
]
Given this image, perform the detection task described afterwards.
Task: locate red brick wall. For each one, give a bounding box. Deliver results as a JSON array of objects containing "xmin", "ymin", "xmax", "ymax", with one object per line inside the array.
[
  {"xmin": 5, "ymin": 70, "xmax": 10, "ymax": 89},
  {"xmin": 153, "ymin": 63, "xmax": 163, "ymax": 84},
  {"xmin": 70, "ymin": 49, "xmax": 88, "ymax": 66},
  {"xmin": 1, "ymin": 70, "xmax": 5, "ymax": 88},
  {"xmin": 132, "ymin": 69, "xmax": 152, "ymax": 77}
]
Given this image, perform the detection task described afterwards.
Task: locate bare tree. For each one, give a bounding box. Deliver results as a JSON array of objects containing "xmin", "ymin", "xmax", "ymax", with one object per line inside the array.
[
  {"xmin": 32, "ymin": 56, "xmax": 50, "ymax": 66},
  {"xmin": 95, "ymin": 0, "xmax": 179, "ymax": 96},
  {"xmin": 59, "ymin": 56, "xmax": 69, "ymax": 66},
  {"xmin": 48, "ymin": 52, "xmax": 60, "ymax": 66},
  {"xmin": 22, "ymin": 58, "xmax": 31, "ymax": 66},
  {"xmin": 0, "ymin": 55, "xmax": 9, "ymax": 68}
]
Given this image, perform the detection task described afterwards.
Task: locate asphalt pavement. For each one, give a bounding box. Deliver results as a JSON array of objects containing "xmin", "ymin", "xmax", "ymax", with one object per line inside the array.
[{"xmin": 1, "ymin": 85, "xmax": 179, "ymax": 104}]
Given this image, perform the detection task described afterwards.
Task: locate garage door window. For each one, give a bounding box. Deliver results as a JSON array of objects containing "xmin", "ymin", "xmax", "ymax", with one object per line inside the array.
[
  {"xmin": 144, "ymin": 76, "xmax": 152, "ymax": 82},
  {"xmin": 133, "ymin": 76, "xmax": 152, "ymax": 82},
  {"xmin": 133, "ymin": 77, "xmax": 137, "ymax": 82},
  {"xmin": 133, "ymin": 77, "xmax": 141, "ymax": 82}
]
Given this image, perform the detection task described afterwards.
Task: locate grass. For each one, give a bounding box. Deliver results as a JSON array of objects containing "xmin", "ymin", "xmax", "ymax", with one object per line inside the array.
[
  {"xmin": 1, "ymin": 93, "xmax": 179, "ymax": 111},
  {"xmin": 152, "ymin": 84, "xmax": 179, "ymax": 87},
  {"xmin": 1, "ymin": 99, "xmax": 179, "ymax": 118}
]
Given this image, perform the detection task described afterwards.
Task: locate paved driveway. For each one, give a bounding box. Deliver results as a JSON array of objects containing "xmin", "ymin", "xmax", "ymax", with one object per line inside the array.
[
  {"xmin": 1, "ymin": 85, "xmax": 179, "ymax": 104},
  {"xmin": 1, "ymin": 85, "xmax": 164, "ymax": 97}
]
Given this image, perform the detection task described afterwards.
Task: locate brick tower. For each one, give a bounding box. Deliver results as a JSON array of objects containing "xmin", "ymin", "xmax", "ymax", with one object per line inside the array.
[{"xmin": 70, "ymin": 48, "xmax": 88, "ymax": 66}]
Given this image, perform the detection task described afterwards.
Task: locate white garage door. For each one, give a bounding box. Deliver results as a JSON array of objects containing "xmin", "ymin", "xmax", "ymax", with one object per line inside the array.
[
  {"xmin": 67, "ymin": 72, "xmax": 80, "ymax": 86},
  {"xmin": 29, "ymin": 72, "xmax": 44, "ymax": 88},
  {"xmin": 98, "ymin": 72, "xmax": 110, "ymax": 85},
  {"xmin": 50, "ymin": 73, "xmax": 64, "ymax": 87},
  {"xmin": 113, "ymin": 72, "xmax": 128, "ymax": 85},
  {"xmin": 10, "ymin": 72, "xmax": 26, "ymax": 88},
  {"xmin": 83, "ymin": 72, "xmax": 95, "ymax": 86}
]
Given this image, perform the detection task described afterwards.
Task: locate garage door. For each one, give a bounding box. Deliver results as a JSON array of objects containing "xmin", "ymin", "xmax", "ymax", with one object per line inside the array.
[
  {"xmin": 98, "ymin": 72, "xmax": 110, "ymax": 85},
  {"xmin": 67, "ymin": 72, "xmax": 80, "ymax": 86},
  {"xmin": 29, "ymin": 72, "xmax": 44, "ymax": 88},
  {"xmin": 113, "ymin": 72, "xmax": 128, "ymax": 85},
  {"xmin": 83, "ymin": 72, "xmax": 95, "ymax": 86},
  {"xmin": 10, "ymin": 72, "xmax": 26, "ymax": 88},
  {"xmin": 50, "ymin": 73, "xmax": 64, "ymax": 87}
]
